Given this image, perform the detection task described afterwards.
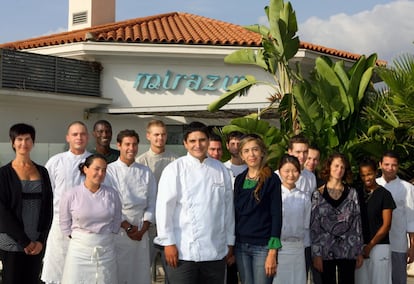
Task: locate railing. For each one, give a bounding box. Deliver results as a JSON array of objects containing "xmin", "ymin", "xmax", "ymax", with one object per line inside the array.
[{"xmin": 0, "ymin": 48, "xmax": 101, "ymax": 96}]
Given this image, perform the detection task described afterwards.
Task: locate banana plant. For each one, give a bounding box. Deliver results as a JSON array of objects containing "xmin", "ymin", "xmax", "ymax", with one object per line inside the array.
[
  {"xmin": 214, "ymin": 114, "xmax": 286, "ymax": 169},
  {"xmin": 292, "ymin": 54, "xmax": 377, "ymax": 164},
  {"xmin": 207, "ymin": 0, "xmax": 300, "ymax": 131},
  {"xmin": 362, "ymin": 54, "xmax": 414, "ymax": 178}
]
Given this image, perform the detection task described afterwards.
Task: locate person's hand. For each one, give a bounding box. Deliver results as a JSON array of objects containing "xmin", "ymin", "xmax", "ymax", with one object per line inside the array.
[
  {"xmin": 128, "ymin": 226, "xmax": 148, "ymax": 241},
  {"xmin": 362, "ymin": 244, "xmax": 372, "ymax": 259},
  {"xmin": 24, "ymin": 241, "xmax": 43, "ymax": 255},
  {"xmin": 407, "ymin": 247, "xmax": 414, "ymax": 264},
  {"xmin": 265, "ymin": 249, "xmax": 277, "ymax": 277},
  {"xmin": 164, "ymin": 245, "xmax": 179, "ymax": 268},
  {"xmin": 356, "ymin": 254, "xmax": 364, "ymax": 269},
  {"xmin": 127, "ymin": 222, "xmax": 150, "ymax": 241},
  {"xmin": 313, "ymin": 256, "xmax": 323, "ymax": 272},
  {"xmin": 226, "ymin": 246, "xmax": 235, "ymax": 265}
]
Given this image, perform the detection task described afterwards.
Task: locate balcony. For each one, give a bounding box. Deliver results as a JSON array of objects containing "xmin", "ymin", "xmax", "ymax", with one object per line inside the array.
[{"xmin": 0, "ymin": 48, "xmax": 101, "ymax": 97}]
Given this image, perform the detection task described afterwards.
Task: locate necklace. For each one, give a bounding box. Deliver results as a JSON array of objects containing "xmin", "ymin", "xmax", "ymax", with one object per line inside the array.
[
  {"xmin": 246, "ymin": 173, "xmax": 258, "ymax": 181},
  {"xmin": 326, "ymin": 186, "xmax": 344, "ymax": 200}
]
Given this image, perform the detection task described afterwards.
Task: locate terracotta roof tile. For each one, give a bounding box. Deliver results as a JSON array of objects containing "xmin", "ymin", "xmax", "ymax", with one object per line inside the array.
[{"xmin": 0, "ymin": 12, "xmax": 385, "ymax": 65}]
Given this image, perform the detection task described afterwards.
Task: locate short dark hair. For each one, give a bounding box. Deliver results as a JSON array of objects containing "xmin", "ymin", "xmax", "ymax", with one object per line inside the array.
[
  {"xmin": 93, "ymin": 120, "xmax": 112, "ymax": 131},
  {"xmin": 359, "ymin": 156, "xmax": 378, "ymax": 172},
  {"xmin": 209, "ymin": 133, "xmax": 222, "ymax": 143},
  {"xmin": 308, "ymin": 144, "xmax": 320, "ymax": 153},
  {"xmin": 116, "ymin": 129, "xmax": 140, "ymax": 144},
  {"xmin": 381, "ymin": 150, "xmax": 400, "ymax": 163},
  {"xmin": 288, "ymin": 134, "xmax": 309, "ymax": 150},
  {"xmin": 9, "ymin": 123, "xmax": 36, "ymax": 144},
  {"xmin": 226, "ymin": 131, "xmax": 244, "ymax": 142},
  {"xmin": 78, "ymin": 153, "xmax": 107, "ymax": 175},
  {"xmin": 183, "ymin": 122, "xmax": 209, "ymax": 141}
]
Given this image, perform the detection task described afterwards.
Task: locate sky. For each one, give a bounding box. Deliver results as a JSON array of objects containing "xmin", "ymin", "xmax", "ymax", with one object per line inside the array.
[{"xmin": 0, "ymin": 0, "xmax": 413, "ymax": 63}]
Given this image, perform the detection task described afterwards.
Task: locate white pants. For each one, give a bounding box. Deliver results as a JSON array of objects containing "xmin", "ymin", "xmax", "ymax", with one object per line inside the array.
[
  {"xmin": 41, "ymin": 218, "xmax": 69, "ymax": 284},
  {"xmin": 355, "ymin": 244, "xmax": 391, "ymax": 284},
  {"xmin": 62, "ymin": 231, "xmax": 117, "ymax": 284},
  {"xmin": 273, "ymin": 241, "xmax": 306, "ymax": 284},
  {"xmin": 115, "ymin": 230, "xmax": 151, "ymax": 284}
]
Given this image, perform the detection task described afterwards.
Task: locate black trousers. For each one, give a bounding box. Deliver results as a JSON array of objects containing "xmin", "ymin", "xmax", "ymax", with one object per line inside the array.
[
  {"xmin": 0, "ymin": 249, "xmax": 43, "ymax": 284},
  {"xmin": 321, "ymin": 259, "xmax": 356, "ymax": 284},
  {"xmin": 165, "ymin": 258, "xmax": 226, "ymax": 284},
  {"xmin": 305, "ymin": 246, "xmax": 322, "ymax": 284},
  {"xmin": 227, "ymin": 262, "xmax": 239, "ymax": 284}
]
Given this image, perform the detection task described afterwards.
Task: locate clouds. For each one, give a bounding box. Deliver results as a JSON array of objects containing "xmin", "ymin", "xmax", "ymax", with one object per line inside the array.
[{"xmin": 298, "ymin": 1, "xmax": 414, "ymax": 63}]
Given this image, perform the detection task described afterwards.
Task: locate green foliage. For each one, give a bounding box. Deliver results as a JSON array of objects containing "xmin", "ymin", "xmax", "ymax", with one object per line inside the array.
[
  {"xmin": 207, "ymin": 0, "xmax": 414, "ymax": 180},
  {"xmin": 292, "ymin": 55, "xmax": 377, "ymax": 167},
  {"xmin": 207, "ymin": 0, "xmax": 299, "ymax": 116},
  {"xmin": 362, "ymin": 54, "xmax": 414, "ymax": 179},
  {"xmin": 217, "ymin": 116, "xmax": 285, "ymax": 169}
]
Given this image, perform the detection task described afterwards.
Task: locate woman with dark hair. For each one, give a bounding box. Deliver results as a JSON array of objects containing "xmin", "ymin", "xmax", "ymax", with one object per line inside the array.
[
  {"xmin": 234, "ymin": 134, "xmax": 282, "ymax": 284},
  {"xmin": 310, "ymin": 152, "xmax": 363, "ymax": 284},
  {"xmin": 273, "ymin": 154, "xmax": 310, "ymax": 284},
  {"xmin": 355, "ymin": 157, "xmax": 395, "ymax": 284},
  {"xmin": 59, "ymin": 154, "xmax": 122, "ymax": 283},
  {"xmin": 0, "ymin": 123, "xmax": 53, "ymax": 284}
]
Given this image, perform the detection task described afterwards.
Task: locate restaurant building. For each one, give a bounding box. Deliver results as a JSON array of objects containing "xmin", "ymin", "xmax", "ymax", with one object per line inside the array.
[{"xmin": 0, "ymin": 0, "xmax": 366, "ymax": 164}]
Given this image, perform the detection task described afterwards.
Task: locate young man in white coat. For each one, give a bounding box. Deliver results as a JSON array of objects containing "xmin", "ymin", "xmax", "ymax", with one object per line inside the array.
[{"xmin": 105, "ymin": 129, "xmax": 157, "ymax": 284}]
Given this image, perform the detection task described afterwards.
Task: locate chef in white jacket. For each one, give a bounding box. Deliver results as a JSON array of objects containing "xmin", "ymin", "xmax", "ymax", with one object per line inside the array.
[
  {"xmin": 105, "ymin": 129, "xmax": 157, "ymax": 284},
  {"xmin": 41, "ymin": 121, "xmax": 91, "ymax": 284}
]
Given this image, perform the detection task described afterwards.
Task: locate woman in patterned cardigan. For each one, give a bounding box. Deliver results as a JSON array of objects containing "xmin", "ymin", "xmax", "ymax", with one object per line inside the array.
[{"xmin": 310, "ymin": 152, "xmax": 363, "ymax": 284}]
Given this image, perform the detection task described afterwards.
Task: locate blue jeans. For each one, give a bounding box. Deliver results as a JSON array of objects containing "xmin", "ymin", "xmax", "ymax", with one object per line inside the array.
[{"xmin": 235, "ymin": 242, "xmax": 274, "ymax": 284}]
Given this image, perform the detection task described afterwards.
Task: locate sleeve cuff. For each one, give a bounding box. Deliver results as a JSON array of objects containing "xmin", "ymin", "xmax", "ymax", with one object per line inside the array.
[{"xmin": 268, "ymin": 237, "xmax": 282, "ymax": 249}]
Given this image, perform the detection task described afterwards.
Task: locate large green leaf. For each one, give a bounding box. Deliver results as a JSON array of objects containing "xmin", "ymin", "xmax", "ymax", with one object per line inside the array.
[
  {"xmin": 207, "ymin": 75, "xmax": 257, "ymax": 112},
  {"xmin": 314, "ymin": 57, "xmax": 350, "ymax": 117},
  {"xmin": 224, "ymin": 49, "xmax": 268, "ymax": 70}
]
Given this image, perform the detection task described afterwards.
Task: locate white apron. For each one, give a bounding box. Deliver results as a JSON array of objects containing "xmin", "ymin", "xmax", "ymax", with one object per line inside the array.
[
  {"xmin": 115, "ymin": 230, "xmax": 151, "ymax": 284},
  {"xmin": 62, "ymin": 231, "xmax": 117, "ymax": 284},
  {"xmin": 41, "ymin": 218, "xmax": 69, "ymax": 284},
  {"xmin": 273, "ymin": 241, "xmax": 306, "ymax": 284},
  {"xmin": 355, "ymin": 244, "xmax": 391, "ymax": 284}
]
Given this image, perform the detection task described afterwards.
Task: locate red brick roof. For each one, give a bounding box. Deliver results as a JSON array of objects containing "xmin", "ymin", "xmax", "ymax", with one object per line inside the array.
[{"xmin": 0, "ymin": 12, "xmax": 385, "ymax": 64}]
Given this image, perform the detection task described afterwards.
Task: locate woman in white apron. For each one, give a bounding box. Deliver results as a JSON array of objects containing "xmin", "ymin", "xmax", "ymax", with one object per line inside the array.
[
  {"xmin": 273, "ymin": 155, "xmax": 310, "ymax": 284},
  {"xmin": 59, "ymin": 154, "xmax": 122, "ymax": 284}
]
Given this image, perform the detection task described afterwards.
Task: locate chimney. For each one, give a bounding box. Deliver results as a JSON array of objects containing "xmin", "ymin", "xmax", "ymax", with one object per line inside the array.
[{"xmin": 68, "ymin": 0, "xmax": 115, "ymax": 31}]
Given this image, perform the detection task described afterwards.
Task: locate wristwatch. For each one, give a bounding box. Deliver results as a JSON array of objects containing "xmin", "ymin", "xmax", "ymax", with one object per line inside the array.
[{"xmin": 126, "ymin": 224, "xmax": 133, "ymax": 233}]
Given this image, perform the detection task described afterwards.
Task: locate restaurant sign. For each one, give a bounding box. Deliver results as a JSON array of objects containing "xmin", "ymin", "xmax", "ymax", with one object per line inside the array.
[{"xmin": 133, "ymin": 70, "xmax": 245, "ymax": 92}]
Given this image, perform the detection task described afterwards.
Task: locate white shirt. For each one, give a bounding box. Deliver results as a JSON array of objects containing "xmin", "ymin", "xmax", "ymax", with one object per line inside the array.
[
  {"xmin": 105, "ymin": 159, "xmax": 157, "ymax": 227},
  {"xmin": 276, "ymin": 169, "xmax": 315, "ymax": 246},
  {"xmin": 281, "ymin": 185, "xmax": 311, "ymax": 243},
  {"xmin": 136, "ymin": 148, "xmax": 178, "ymax": 183},
  {"xmin": 155, "ymin": 153, "xmax": 235, "ymax": 262},
  {"xmin": 296, "ymin": 169, "xmax": 317, "ymax": 198},
  {"xmin": 45, "ymin": 150, "xmax": 91, "ymax": 216},
  {"xmin": 224, "ymin": 160, "xmax": 247, "ymax": 178},
  {"xmin": 377, "ymin": 176, "xmax": 414, "ymax": 252}
]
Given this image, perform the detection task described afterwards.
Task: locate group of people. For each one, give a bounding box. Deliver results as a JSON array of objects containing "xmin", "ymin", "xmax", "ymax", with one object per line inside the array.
[{"xmin": 0, "ymin": 120, "xmax": 413, "ymax": 284}]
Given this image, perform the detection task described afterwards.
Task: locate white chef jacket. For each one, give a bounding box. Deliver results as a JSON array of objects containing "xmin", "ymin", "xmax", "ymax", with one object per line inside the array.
[
  {"xmin": 377, "ymin": 176, "xmax": 414, "ymax": 253},
  {"xmin": 46, "ymin": 150, "xmax": 91, "ymax": 215},
  {"xmin": 105, "ymin": 158, "xmax": 157, "ymax": 227},
  {"xmin": 155, "ymin": 153, "xmax": 235, "ymax": 262}
]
